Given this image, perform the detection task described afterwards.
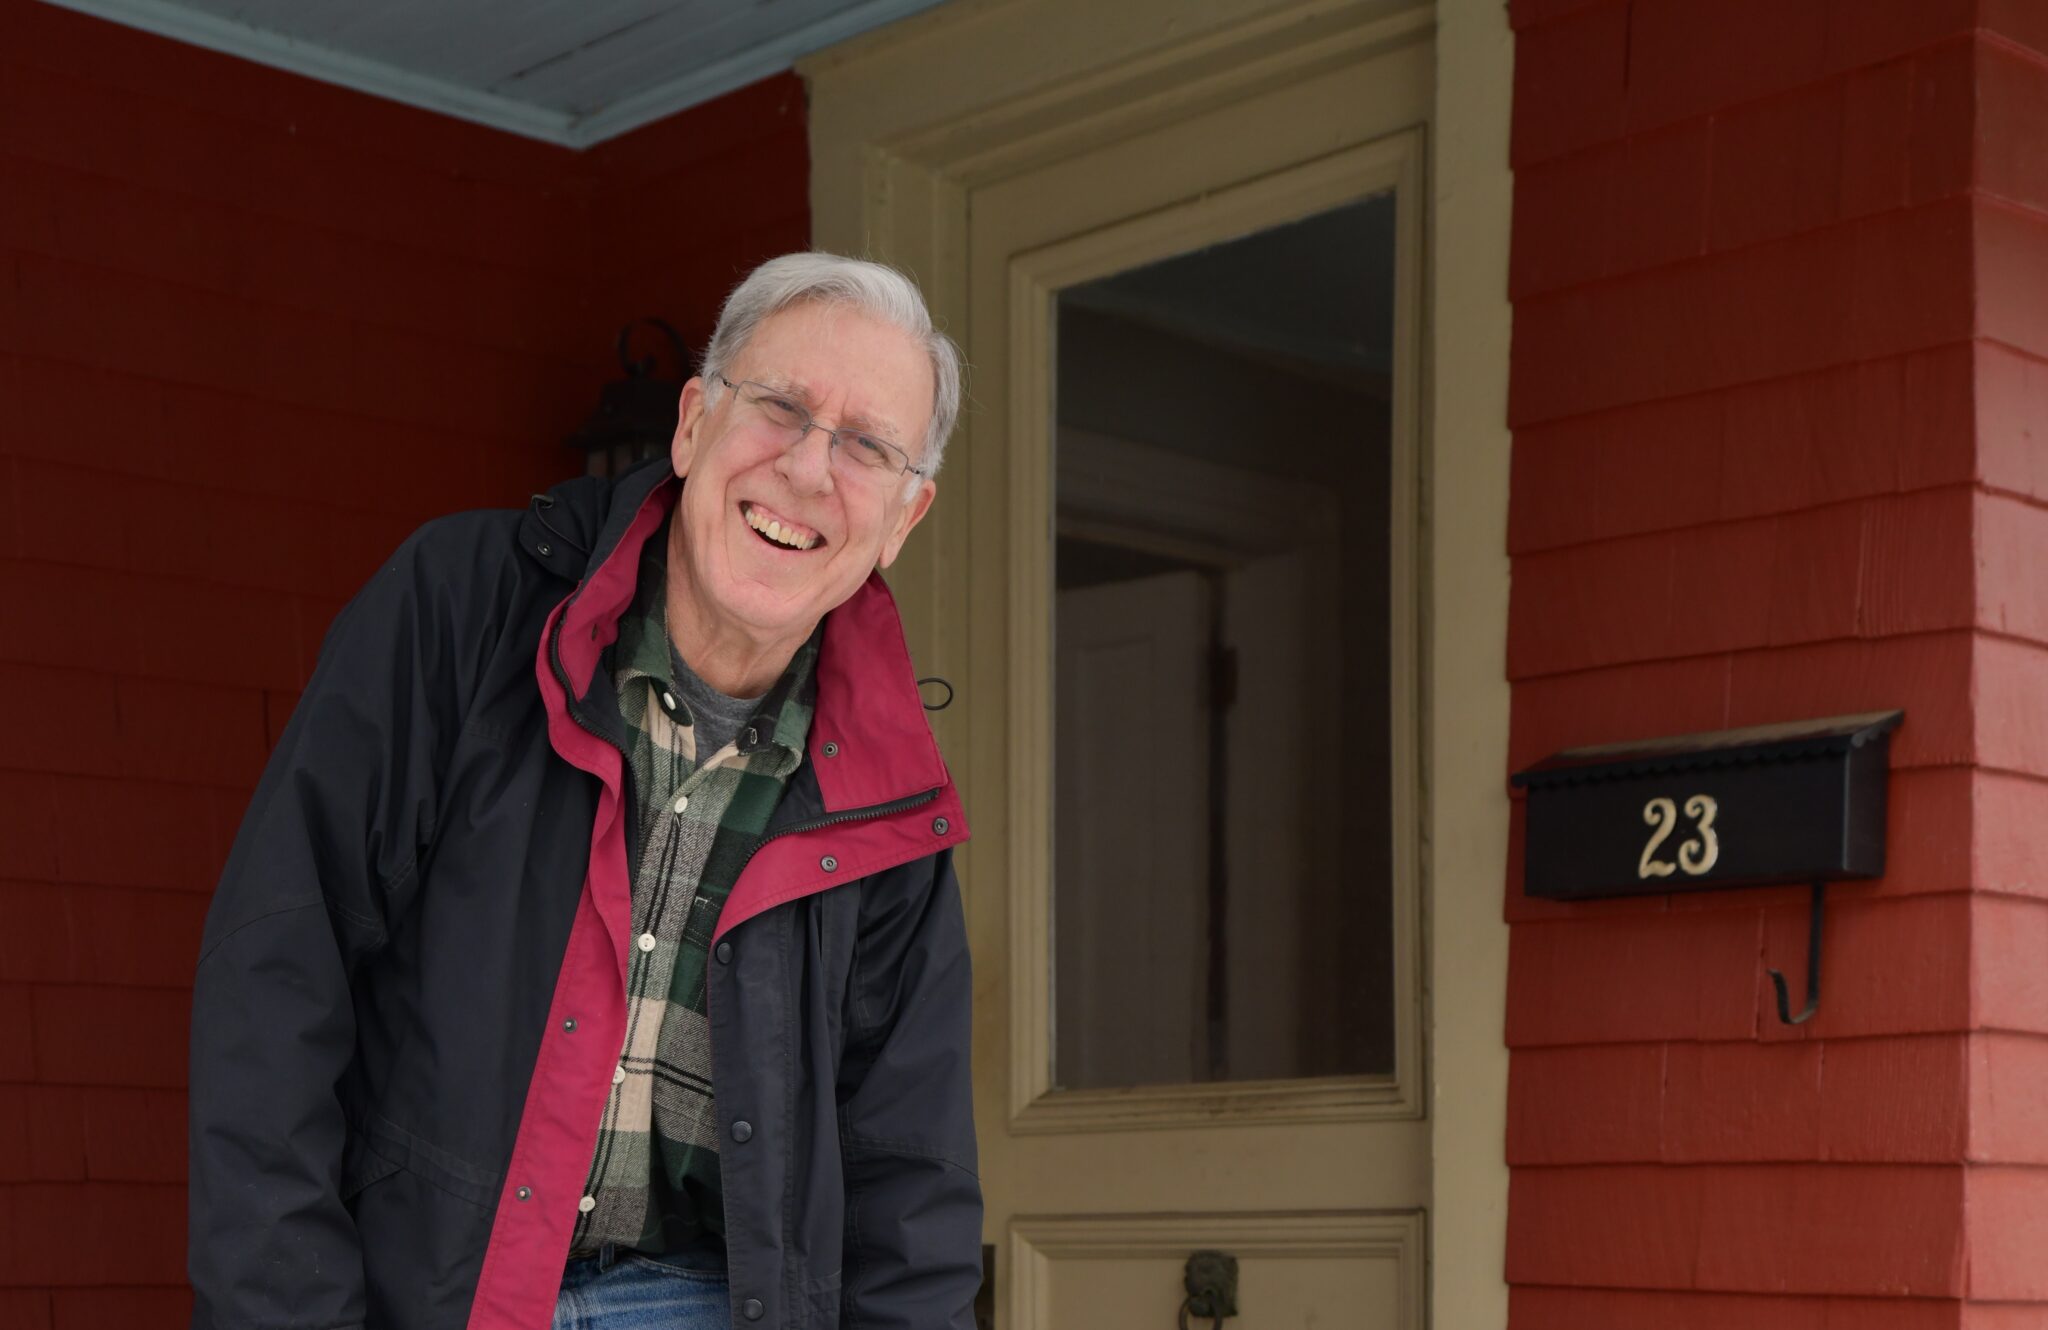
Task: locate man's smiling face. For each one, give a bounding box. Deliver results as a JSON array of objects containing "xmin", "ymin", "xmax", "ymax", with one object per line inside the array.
[{"xmin": 666, "ymin": 300, "xmax": 938, "ymax": 653}]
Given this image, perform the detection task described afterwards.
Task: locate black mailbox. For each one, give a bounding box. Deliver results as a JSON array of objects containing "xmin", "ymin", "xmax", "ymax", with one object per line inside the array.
[
  {"xmin": 1512, "ymin": 711, "xmax": 1902, "ymax": 902},
  {"xmin": 1512, "ymin": 710, "xmax": 1903, "ymax": 1026}
]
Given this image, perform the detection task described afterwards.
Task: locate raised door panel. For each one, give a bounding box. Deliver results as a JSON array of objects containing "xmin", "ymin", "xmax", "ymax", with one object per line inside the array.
[{"xmin": 1013, "ymin": 1212, "xmax": 1424, "ymax": 1330}]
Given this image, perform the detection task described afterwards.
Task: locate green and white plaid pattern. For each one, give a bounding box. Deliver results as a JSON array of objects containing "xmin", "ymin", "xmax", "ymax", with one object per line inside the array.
[{"xmin": 572, "ymin": 524, "xmax": 817, "ymax": 1256}]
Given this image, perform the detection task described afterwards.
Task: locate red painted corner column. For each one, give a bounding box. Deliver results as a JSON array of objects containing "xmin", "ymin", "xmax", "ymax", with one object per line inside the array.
[{"xmin": 1503, "ymin": 2, "xmax": 2048, "ymax": 1326}]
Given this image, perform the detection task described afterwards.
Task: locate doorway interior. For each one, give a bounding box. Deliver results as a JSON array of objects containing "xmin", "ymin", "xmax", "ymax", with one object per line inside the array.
[{"xmin": 1051, "ymin": 194, "xmax": 1398, "ymax": 1097}]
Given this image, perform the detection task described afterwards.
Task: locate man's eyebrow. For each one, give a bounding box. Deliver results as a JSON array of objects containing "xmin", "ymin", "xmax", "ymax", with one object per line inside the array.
[
  {"xmin": 746, "ymin": 374, "xmax": 808, "ymax": 404},
  {"xmin": 839, "ymin": 408, "xmax": 904, "ymax": 442},
  {"xmin": 759, "ymin": 377, "xmax": 904, "ymax": 443}
]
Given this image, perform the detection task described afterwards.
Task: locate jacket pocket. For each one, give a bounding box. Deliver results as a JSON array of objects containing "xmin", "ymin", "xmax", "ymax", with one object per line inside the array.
[
  {"xmin": 801, "ymin": 1270, "xmax": 843, "ymax": 1330},
  {"xmin": 356, "ymin": 1112, "xmax": 502, "ymax": 1209},
  {"xmin": 340, "ymin": 1132, "xmax": 403, "ymax": 1203}
]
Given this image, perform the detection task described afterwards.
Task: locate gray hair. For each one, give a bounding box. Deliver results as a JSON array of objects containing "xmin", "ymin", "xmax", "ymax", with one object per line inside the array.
[{"xmin": 701, "ymin": 252, "xmax": 963, "ymax": 481}]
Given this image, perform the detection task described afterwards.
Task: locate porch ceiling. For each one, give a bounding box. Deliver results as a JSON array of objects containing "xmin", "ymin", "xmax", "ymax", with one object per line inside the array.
[{"xmin": 39, "ymin": 0, "xmax": 952, "ymax": 147}]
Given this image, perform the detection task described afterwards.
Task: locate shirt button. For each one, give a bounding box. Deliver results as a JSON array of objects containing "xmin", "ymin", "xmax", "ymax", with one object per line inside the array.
[
  {"xmin": 578, "ymin": 1195, "xmax": 597, "ymax": 1214},
  {"xmin": 715, "ymin": 941, "xmax": 733, "ymax": 965},
  {"xmin": 661, "ymin": 691, "xmax": 677, "ymax": 711},
  {"xmin": 614, "ymin": 1064, "xmax": 627, "ymax": 1086},
  {"xmin": 742, "ymin": 1298, "xmax": 764, "ymax": 1320},
  {"xmin": 731, "ymin": 1120, "xmax": 753, "ymax": 1144},
  {"xmin": 638, "ymin": 933, "xmax": 657, "ymax": 952},
  {"xmin": 673, "ymin": 794, "xmax": 689, "ymax": 815}
]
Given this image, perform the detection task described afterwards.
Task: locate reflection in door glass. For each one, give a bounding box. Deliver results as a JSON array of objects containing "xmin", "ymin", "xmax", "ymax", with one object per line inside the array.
[{"xmin": 1052, "ymin": 195, "xmax": 1397, "ymax": 1091}]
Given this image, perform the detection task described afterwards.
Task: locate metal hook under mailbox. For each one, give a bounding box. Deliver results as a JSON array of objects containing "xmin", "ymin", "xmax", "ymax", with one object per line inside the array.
[{"xmin": 1767, "ymin": 881, "xmax": 1826, "ymax": 1026}]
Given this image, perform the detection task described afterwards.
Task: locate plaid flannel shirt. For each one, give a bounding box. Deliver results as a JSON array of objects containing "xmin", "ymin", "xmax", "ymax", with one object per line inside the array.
[{"xmin": 571, "ymin": 526, "xmax": 818, "ymax": 1257}]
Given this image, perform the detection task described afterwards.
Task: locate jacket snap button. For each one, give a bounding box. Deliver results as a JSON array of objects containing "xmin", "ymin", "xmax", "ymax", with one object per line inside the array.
[
  {"xmin": 731, "ymin": 1120, "xmax": 753, "ymax": 1143},
  {"xmin": 562, "ymin": 1018, "xmax": 577, "ymax": 1032},
  {"xmin": 515, "ymin": 1186, "xmax": 532, "ymax": 1201},
  {"xmin": 822, "ymin": 741, "xmax": 839, "ymax": 757},
  {"xmin": 742, "ymin": 1298, "xmax": 764, "ymax": 1320},
  {"xmin": 932, "ymin": 816, "xmax": 949, "ymax": 835},
  {"xmin": 537, "ymin": 542, "xmax": 552, "ymax": 557},
  {"xmin": 820, "ymin": 855, "xmax": 838, "ymax": 872},
  {"xmin": 715, "ymin": 941, "xmax": 733, "ymax": 965}
]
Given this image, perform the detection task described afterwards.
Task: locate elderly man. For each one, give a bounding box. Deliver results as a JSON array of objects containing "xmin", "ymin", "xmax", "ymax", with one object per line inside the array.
[{"xmin": 188, "ymin": 254, "xmax": 979, "ymax": 1330}]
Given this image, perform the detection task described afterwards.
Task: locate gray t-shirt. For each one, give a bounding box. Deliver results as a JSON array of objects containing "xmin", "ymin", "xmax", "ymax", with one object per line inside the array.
[{"xmin": 669, "ymin": 643, "xmax": 765, "ymax": 765}]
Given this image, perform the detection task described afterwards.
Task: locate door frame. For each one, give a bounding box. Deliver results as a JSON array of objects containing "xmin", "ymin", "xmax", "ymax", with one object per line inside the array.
[
  {"xmin": 1044, "ymin": 427, "xmax": 1351, "ymax": 1127},
  {"xmin": 1055, "ymin": 428, "xmax": 1341, "ymax": 575},
  {"xmin": 803, "ymin": 0, "xmax": 1514, "ymax": 1323}
]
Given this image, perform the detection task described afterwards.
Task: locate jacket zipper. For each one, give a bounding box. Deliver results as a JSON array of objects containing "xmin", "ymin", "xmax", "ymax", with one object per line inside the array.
[
  {"xmin": 739, "ymin": 787, "xmax": 942, "ymax": 873},
  {"xmin": 548, "ymin": 613, "xmax": 636, "ymax": 809},
  {"xmin": 542, "ymin": 487, "xmax": 653, "ymax": 778},
  {"xmin": 550, "ymin": 619, "xmax": 630, "ymax": 750}
]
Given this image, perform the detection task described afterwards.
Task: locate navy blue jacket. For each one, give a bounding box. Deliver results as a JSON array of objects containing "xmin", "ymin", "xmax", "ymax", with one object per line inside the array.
[{"xmin": 188, "ymin": 460, "xmax": 979, "ymax": 1329}]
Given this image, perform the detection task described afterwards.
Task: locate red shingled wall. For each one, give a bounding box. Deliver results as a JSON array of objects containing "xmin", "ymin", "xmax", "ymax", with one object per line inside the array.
[
  {"xmin": 1505, "ymin": 1, "xmax": 2048, "ymax": 1325},
  {"xmin": 0, "ymin": 3, "xmax": 806, "ymax": 1322}
]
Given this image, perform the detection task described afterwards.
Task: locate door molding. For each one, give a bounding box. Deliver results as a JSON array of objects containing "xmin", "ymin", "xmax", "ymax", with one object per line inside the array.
[{"xmin": 1056, "ymin": 428, "xmax": 1340, "ymax": 569}]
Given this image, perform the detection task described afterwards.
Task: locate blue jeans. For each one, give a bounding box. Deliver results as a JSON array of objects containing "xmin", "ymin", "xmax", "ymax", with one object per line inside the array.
[{"xmin": 553, "ymin": 1245, "xmax": 732, "ymax": 1330}]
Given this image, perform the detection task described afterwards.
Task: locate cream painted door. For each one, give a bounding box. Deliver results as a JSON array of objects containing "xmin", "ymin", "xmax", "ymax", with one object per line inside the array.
[
  {"xmin": 805, "ymin": 3, "xmax": 1454, "ymax": 1327},
  {"xmin": 974, "ymin": 132, "xmax": 1428, "ymax": 1330}
]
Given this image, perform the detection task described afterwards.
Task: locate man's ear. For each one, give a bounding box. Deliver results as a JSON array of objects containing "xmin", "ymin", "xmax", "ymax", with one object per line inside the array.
[
  {"xmin": 877, "ymin": 477, "xmax": 938, "ymax": 570},
  {"xmin": 670, "ymin": 377, "xmax": 711, "ymax": 477}
]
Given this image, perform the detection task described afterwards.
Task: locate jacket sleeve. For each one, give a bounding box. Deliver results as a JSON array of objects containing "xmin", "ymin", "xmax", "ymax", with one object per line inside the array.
[
  {"xmin": 188, "ymin": 527, "xmax": 464, "ymax": 1330},
  {"xmin": 837, "ymin": 847, "xmax": 983, "ymax": 1330}
]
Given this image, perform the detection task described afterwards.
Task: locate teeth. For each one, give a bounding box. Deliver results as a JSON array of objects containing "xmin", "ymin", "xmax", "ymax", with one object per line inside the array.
[{"xmin": 746, "ymin": 505, "xmax": 815, "ymax": 550}]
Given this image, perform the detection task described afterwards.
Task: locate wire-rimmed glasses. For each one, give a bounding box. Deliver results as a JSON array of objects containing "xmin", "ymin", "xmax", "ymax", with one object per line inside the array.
[{"xmin": 717, "ymin": 377, "xmax": 922, "ymax": 484}]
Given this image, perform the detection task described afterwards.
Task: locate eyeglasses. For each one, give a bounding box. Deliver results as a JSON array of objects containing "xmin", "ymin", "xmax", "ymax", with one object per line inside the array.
[{"xmin": 717, "ymin": 377, "xmax": 923, "ymax": 483}]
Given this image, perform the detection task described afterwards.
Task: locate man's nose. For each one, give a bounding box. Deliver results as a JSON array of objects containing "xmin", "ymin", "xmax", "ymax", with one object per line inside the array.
[{"xmin": 778, "ymin": 424, "xmax": 836, "ymax": 493}]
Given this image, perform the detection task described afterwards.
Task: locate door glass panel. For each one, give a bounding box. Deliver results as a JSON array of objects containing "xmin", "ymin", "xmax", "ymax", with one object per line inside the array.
[{"xmin": 1052, "ymin": 194, "xmax": 1398, "ymax": 1091}]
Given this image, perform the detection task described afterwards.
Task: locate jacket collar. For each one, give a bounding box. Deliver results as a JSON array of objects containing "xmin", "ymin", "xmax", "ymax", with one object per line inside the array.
[{"xmin": 538, "ymin": 462, "xmax": 950, "ymax": 812}]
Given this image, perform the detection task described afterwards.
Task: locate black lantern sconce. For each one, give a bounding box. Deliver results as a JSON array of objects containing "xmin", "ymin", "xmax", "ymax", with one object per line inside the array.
[{"xmin": 567, "ymin": 319, "xmax": 692, "ymax": 478}]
